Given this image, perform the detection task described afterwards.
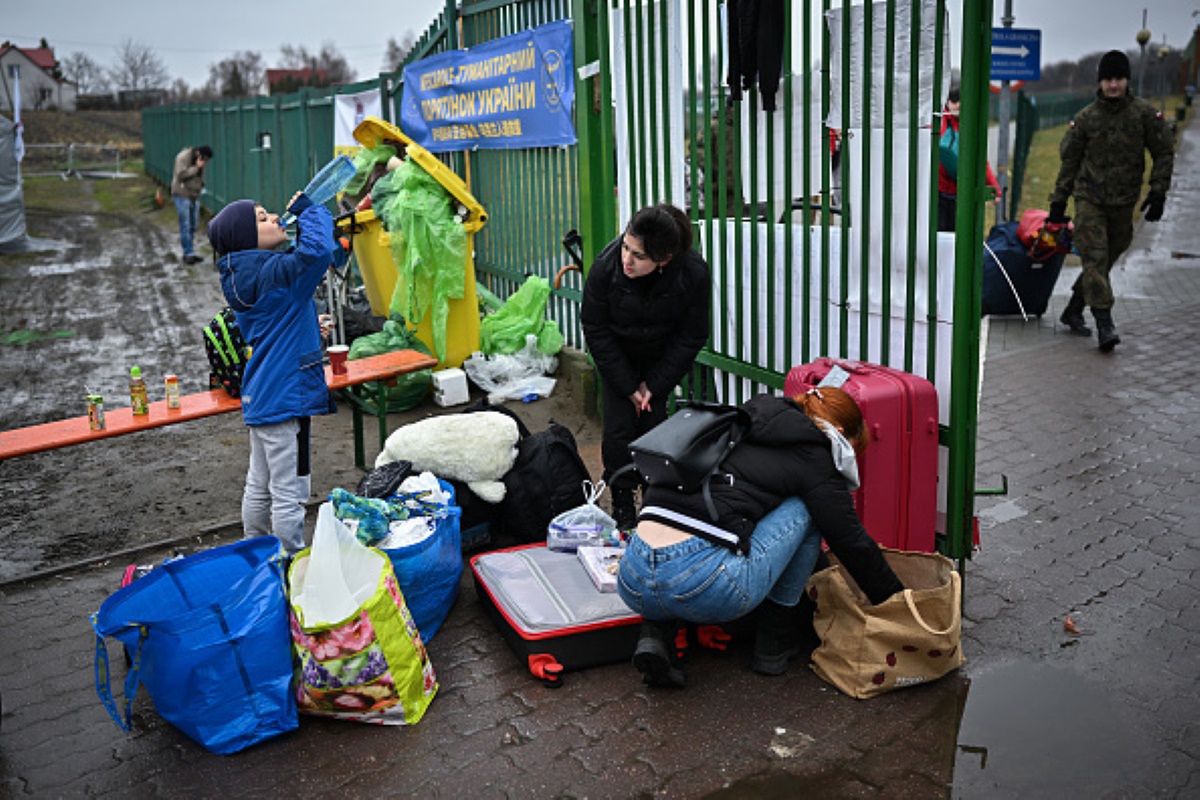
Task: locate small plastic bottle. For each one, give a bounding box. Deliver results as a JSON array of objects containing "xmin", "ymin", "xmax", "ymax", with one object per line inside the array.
[
  {"xmin": 129, "ymin": 366, "xmax": 150, "ymax": 415},
  {"xmin": 164, "ymin": 374, "xmax": 181, "ymax": 409}
]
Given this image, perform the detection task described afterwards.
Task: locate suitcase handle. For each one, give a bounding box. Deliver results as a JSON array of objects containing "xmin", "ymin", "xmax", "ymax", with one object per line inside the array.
[{"xmin": 902, "ymin": 571, "xmax": 961, "ymax": 636}]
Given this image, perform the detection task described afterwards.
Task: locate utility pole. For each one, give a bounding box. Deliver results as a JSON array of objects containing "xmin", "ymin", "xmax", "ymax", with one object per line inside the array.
[
  {"xmin": 995, "ymin": 0, "xmax": 1013, "ymax": 224},
  {"xmin": 1137, "ymin": 9, "xmax": 1152, "ymax": 97}
]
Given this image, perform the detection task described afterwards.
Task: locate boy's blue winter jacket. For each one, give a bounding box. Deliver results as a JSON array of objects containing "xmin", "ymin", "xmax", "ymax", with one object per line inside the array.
[{"xmin": 217, "ymin": 204, "xmax": 338, "ymax": 426}]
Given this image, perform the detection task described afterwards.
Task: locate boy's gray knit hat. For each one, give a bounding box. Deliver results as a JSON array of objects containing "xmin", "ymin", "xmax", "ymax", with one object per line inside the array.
[{"xmin": 208, "ymin": 199, "xmax": 258, "ymax": 256}]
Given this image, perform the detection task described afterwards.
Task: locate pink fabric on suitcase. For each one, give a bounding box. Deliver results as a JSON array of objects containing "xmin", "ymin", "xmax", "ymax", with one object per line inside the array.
[{"xmin": 784, "ymin": 359, "xmax": 938, "ymax": 552}]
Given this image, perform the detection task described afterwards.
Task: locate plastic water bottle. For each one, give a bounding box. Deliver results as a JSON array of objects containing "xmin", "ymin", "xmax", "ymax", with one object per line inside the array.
[{"xmin": 278, "ymin": 155, "xmax": 357, "ymax": 229}]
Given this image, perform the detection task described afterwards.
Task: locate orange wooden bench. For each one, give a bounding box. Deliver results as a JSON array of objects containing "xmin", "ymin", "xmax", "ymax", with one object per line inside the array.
[{"xmin": 0, "ymin": 349, "xmax": 438, "ymax": 468}]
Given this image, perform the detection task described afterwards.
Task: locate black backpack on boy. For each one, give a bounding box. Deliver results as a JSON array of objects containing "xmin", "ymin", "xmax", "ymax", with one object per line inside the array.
[{"xmin": 203, "ymin": 307, "xmax": 250, "ymax": 397}]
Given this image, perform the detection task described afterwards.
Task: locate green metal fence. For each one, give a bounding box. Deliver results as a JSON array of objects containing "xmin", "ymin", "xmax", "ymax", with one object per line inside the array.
[{"xmin": 142, "ymin": 0, "xmax": 993, "ymax": 558}]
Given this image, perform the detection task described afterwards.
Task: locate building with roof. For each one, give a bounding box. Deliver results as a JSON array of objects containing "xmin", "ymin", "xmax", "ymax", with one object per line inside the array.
[{"xmin": 0, "ymin": 42, "xmax": 77, "ymax": 112}]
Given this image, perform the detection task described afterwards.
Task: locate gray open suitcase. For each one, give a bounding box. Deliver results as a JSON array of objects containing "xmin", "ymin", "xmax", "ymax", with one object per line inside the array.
[{"xmin": 470, "ymin": 543, "xmax": 641, "ymax": 686}]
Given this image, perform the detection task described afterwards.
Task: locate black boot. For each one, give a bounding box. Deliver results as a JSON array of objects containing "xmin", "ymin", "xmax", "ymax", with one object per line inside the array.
[
  {"xmin": 633, "ymin": 620, "xmax": 686, "ymax": 688},
  {"xmin": 1093, "ymin": 308, "xmax": 1121, "ymax": 352},
  {"xmin": 611, "ymin": 486, "xmax": 638, "ymax": 532},
  {"xmin": 1059, "ymin": 291, "xmax": 1092, "ymax": 336},
  {"xmin": 751, "ymin": 600, "xmax": 803, "ymax": 676}
]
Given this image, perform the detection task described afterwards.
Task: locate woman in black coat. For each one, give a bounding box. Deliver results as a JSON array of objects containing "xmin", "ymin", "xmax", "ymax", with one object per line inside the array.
[
  {"xmin": 617, "ymin": 387, "xmax": 905, "ymax": 687},
  {"xmin": 580, "ymin": 204, "xmax": 711, "ymax": 530}
]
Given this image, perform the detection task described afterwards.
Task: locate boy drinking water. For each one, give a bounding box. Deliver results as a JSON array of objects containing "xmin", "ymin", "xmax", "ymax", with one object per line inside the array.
[{"xmin": 208, "ymin": 194, "xmax": 343, "ymax": 553}]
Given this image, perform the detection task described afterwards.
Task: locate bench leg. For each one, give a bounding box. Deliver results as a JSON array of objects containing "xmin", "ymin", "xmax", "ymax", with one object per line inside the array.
[
  {"xmin": 374, "ymin": 382, "xmax": 389, "ymax": 456},
  {"xmin": 350, "ymin": 388, "xmax": 365, "ymax": 470}
]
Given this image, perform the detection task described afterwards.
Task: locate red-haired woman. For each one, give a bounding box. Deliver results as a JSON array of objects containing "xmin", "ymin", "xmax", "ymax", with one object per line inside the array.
[{"xmin": 616, "ymin": 388, "xmax": 904, "ymax": 687}]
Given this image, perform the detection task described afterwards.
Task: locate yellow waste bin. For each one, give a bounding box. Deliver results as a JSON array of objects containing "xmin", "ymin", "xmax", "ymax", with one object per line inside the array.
[{"xmin": 337, "ymin": 116, "xmax": 487, "ymax": 368}]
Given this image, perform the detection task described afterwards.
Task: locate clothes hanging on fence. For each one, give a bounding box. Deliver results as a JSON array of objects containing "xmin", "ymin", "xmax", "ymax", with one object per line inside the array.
[{"xmin": 726, "ymin": 0, "xmax": 786, "ymax": 113}]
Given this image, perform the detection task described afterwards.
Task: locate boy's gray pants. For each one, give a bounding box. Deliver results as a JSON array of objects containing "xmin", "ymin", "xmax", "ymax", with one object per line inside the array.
[{"xmin": 243, "ymin": 417, "xmax": 311, "ymax": 554}]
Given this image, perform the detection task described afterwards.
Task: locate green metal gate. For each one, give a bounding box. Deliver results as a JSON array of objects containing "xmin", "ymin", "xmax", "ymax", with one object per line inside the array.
[{"xmin": 581, "ymin": 0, "xmax": 993, "ymax": 557}]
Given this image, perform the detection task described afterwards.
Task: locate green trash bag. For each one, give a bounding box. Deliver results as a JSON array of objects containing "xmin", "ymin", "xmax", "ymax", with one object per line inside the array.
[
  {"xmin": 344, "ymin": 144, "xmax": 396, "ymax": 197},
  {"xmin": 479, "ymin": 275, "xmax": 564, "ymax": 357},
  {"xmin": 370, "ymin": 160, "xmax": 466, "ymax": 363},
  {"xmin": 347, "ymin": 318, "xmax": 433, "ymax": 412}
]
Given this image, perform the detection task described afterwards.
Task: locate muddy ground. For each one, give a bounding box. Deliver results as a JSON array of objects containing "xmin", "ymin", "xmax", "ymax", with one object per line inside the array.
[{"xmin": 0, "ymin": 174, "xmax": 600, "ymax": 582}]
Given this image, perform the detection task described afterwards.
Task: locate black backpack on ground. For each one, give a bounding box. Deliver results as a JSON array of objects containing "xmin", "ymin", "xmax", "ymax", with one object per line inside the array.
[
  {"xmin": 203, "ymin": 307, "xmax": 250, "ymax": 397},
  {"xmin": 460, "ymin": 399, "xmax": 592, "ymax": 542}
]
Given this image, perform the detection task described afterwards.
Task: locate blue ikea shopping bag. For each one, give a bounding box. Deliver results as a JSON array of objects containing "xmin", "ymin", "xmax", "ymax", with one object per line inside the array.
[
  {"xmin": 383, "ymin": 479, "xmax": 463, "ymax": 643},
  {"xmin": 91, "ymin": 536, "xmax": 297, "ymax": 755}
]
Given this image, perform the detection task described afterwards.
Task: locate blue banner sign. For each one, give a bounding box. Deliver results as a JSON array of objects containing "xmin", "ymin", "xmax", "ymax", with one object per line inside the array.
[
  {"xmin": 401, "ymin": 20, "xmax": 576, "ymax": 152},
  {"xmin": 991, "ymin": 27, "xmax": 1041, "ymax": 81}
]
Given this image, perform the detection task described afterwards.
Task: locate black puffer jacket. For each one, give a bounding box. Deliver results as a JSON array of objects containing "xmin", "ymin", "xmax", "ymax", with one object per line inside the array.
[
  {"xmin": 580, "ymin": 237, "xmax": 710, "ymax": 398},
  {"xmin": 640, "ymin": 394, "xmax": 904, "ymax": 605}
]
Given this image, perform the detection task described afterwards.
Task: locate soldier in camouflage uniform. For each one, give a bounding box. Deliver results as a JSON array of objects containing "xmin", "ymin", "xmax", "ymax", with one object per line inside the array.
[{"xmin": 1048, "ymin": 50, "xmax": 1174, "ymax": 351}]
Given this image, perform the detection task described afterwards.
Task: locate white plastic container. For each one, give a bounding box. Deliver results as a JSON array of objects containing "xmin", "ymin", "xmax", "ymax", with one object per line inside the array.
[{"xmin": 431, "ymin": 367, "xmax": 469, "ymax": 407}]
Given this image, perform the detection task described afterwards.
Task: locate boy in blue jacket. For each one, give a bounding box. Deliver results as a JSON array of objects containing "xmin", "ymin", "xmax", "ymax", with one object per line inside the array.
[{"xmin": 208, "ymin": 194, "xmax": 342, "ymax": 553}]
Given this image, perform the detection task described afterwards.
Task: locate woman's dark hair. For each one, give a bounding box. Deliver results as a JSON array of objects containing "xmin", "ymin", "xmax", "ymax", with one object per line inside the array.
[
  {"xmin": 196, "ymin": 145, "xmax": 214, "ymax": 159},
  {"xmin": 946, "ymin": 87, "xmax": 960, "ymax": 104},
  {"xmin": 626, "ymin": 203, "xmax": 693, "ymax": 263}
]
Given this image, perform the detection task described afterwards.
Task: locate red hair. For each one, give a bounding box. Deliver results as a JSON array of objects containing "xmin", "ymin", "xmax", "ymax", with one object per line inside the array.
[{"xmin": 790, "ymin": 387, "xmax": 868, "ymax": 451}]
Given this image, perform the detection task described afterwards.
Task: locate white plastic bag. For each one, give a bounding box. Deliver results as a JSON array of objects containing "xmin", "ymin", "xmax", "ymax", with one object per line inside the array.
[
  {"xmin": 547, "ymin": 481, "xmax": 619, "ymax": 552},
  {"xmin": 463, "ymin": 334, "xmax": 558, "ymax": 403},
  {"xmin": 290, "ymin": 502, "xmax": 387, "ymax": 626}
]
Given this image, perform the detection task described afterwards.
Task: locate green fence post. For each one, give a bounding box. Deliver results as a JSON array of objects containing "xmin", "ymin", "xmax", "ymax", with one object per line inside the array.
[
  {"xmin": 944, "ymin": 0, "xmax": 994, "ymax": 559},
  {"xmin": 573, "ymin": 0, "xmax": 616, "ymax": 272}
]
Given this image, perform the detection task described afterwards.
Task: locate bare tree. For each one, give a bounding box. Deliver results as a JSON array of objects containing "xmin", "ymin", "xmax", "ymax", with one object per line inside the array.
[
  {"xmin": 207, "ymin": 51, "xmax": 265, "ymax": 97},
  {"xmin": 108, "ymin": 39, "xmax": 170, "ymax": 92},
  {"xmin": 277, "ymin": 42, "xmax": 356, "ymax": 86},
  {"xmin": 62, "ymin": 51, "xmax": 108, "ymax": 94},
  {"xmin": 382, "ymin": 33, "xmax": 417, "ymax": 72}
]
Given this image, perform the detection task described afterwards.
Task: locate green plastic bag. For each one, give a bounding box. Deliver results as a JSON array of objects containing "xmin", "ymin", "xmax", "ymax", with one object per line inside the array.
[
  {"xmin": 345, "ymin": 144, "xmax": 396, "ymax": 197},
  {"xmin": 348, "ymin": 318, "xmax": 433, "ymax": 412},
  {"xmin": 479, "ymin": 275, "xmax": 564, "ymax": 356},
  {"xmin": 370, "ymin": 160, "xmax": 466, "ymax": 363}
]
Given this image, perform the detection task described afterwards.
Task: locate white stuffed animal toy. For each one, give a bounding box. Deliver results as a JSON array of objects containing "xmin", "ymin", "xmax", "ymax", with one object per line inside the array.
[{"xmin": 375, "ymin": 412, "xmax": 520, "ymax": 503}]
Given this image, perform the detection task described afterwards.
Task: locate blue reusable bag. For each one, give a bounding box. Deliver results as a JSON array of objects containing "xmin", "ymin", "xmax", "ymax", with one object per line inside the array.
[
  {"xmin": 383, "ymin": 479, "xmax": 463, "ymax": 643},
  {"xmin": 91, "ymin": 536, "xmax": 298, "ymax": 755}
]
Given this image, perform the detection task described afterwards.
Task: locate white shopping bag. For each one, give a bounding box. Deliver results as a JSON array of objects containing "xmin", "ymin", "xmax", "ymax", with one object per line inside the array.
[{"xmin": 290, "ymin": 502, "xmax": 387, "ymax": 626}]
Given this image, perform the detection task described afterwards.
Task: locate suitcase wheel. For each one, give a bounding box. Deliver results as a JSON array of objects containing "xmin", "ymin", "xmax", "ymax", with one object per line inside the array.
[
  {"xmin": 527, "ymin": 654, "xmax": 564, "ymax": 688},
  {"xmin": 695, "ymin": 624, "xmax": 733, "ymax": 651}
]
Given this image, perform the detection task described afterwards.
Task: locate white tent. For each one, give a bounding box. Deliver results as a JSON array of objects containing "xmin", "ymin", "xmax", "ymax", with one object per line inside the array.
[{"xmin": 0, "ymin": 114, "xmax": 27, "ymax": 251}]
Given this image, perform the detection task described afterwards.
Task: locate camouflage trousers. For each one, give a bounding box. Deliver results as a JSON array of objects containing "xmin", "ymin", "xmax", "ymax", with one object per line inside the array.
[{"xmin": 1071, "ymin": 198, "xmax": 1135, "ymax": 311}]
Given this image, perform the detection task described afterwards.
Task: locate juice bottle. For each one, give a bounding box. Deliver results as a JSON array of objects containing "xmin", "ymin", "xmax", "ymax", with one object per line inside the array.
[
  {"xmin": 164, "ymin": 373, "xmax": 181, "ymax": 409},
  {"xmin": 129, "ymin": 366, "xmax": 150, "ymax": 415}
]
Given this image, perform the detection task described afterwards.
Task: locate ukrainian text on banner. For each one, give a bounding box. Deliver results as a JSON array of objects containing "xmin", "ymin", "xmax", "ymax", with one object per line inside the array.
[{"xmin": 400, "ymin": 19, "xmax": 576, "ymax": 152}]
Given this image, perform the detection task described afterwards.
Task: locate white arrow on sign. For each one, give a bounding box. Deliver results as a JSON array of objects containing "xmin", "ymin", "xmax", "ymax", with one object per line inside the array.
[{"xmin": 993, "ymin": 45, "xmax": 1030, "ymax": 58}]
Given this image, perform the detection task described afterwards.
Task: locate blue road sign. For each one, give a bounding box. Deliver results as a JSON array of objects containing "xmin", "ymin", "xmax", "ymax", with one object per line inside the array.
[{"xmin": 991, "ymin": 27, "xmax": 1041, "ymax": 81}]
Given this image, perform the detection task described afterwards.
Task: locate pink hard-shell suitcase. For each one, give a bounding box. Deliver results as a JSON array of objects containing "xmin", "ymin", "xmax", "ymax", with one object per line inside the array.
[{"xmin": 783, "ymin": 359, "xmax": 939, "ymax": 552}]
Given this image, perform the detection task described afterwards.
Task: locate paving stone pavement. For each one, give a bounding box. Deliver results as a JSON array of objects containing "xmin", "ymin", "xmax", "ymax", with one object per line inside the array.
[{"xmin": 2, "ymin": 125, "xmax": 1198, "ymax": 800}]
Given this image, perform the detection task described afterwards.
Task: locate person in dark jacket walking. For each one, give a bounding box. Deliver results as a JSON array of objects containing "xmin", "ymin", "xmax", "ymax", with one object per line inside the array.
[
  {"xmin": 171, "ymin": 144, "xmax": 212, "ymax": 264},
  {"xmin": 209, "ymin": 192, "xmax": 345, "ymax": 553},
  {"xmin": 581, "ymin": 204, "xmax": 710, "ymax": 531},
  {"xmin": 616, "ymin": 388, "xmax": 904, "ymax": 687},
  {"xmin": 1048, "ymin": 49, "xmax": 1175, "ymax": 351}
]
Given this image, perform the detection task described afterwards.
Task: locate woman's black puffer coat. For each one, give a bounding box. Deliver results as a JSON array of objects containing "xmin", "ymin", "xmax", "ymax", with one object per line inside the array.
[
  {"xmin": 641, "ymin": 394, "xmax": 904, "ymax": 604},
  {"xmin": 580, "ymin": 236, "xmax": 710, "ymax": 398}
]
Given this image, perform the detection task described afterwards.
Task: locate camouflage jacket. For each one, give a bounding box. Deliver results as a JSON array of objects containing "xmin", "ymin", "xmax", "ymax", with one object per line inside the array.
[{"xmin": 1049, "ymin": 90, "xmax": 1174, "ymax": 208}]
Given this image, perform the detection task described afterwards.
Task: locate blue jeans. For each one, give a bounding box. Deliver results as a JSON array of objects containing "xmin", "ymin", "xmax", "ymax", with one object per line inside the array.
[
  {"xmin": 173, "ymin": 195, "xmax": 199, "ymax": 256},
  {"xmin": 616, "ymin": 498, "xmax": 820, "ymax": 624}
]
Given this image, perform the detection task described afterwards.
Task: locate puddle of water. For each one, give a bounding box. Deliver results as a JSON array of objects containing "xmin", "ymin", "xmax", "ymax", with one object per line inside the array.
[{"xmin": 952, "ymin": 662, "xmax": 1157, "ymax": 797}]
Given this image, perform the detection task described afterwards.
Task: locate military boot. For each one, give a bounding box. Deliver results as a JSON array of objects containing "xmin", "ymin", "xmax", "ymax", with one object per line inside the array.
[
  {"xmin": 611, "ymin": 486, "xmax": 638, "ymax": 532},
  {"xmin": 1059, "ymin": 291, "xmax": 1092, "ymax": 336},
  {"xmin": 632, "ymin": 620, "xmax": 686, "ymax": 688},
  {"xmin": 1093, "ymin": 308, "xmax": 1121, "ymax": 352},
  {"xmin": 750, "ymin": 600, "xmax": 803, "ymax": 676}
]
